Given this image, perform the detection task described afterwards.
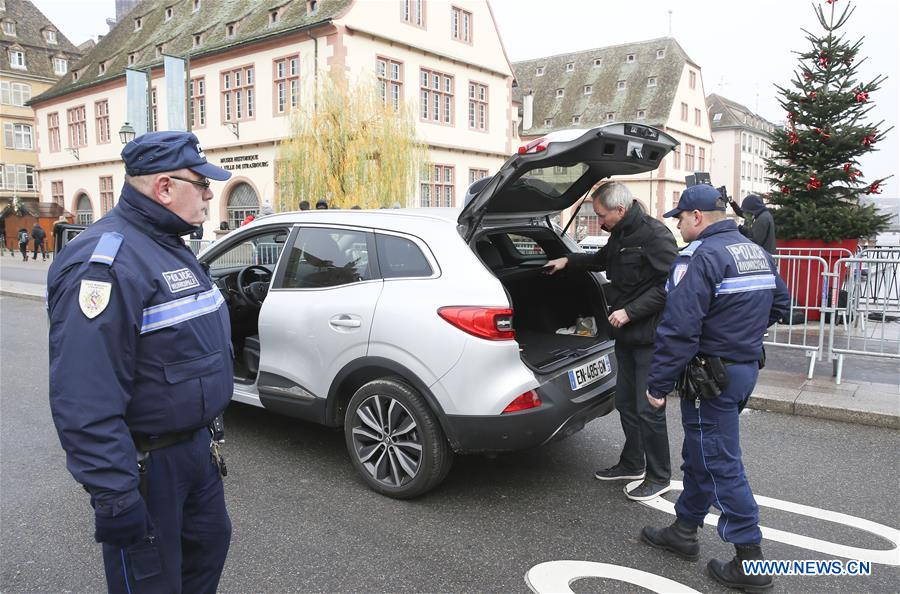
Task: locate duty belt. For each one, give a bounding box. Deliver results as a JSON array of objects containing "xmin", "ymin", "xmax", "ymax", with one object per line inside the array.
[{"xmin": 132, "ymin": 428, "xmax": 198, "ymax": 452}]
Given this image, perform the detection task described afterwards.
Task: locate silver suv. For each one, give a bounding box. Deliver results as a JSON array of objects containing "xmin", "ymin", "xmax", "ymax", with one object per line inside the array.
[{"xmin": 200, "ymin": 123, "xmax": 676, "ymax": 498}]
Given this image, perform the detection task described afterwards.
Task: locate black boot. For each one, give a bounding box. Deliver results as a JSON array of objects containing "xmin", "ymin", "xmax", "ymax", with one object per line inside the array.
[
  {"xmin": 707, "ymin": 544, "xmax": 773, "ymax": 592},
  {"xmin": 640, "ymin": 518, "xmax": 700, "ymax": 561}
]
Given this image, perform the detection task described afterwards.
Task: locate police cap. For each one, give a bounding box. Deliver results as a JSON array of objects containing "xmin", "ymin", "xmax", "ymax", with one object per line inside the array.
[
  {"xmin": 121, "ymin": 131, "xmax": 231, "ymax": 181},
  {"xmin": 663, "ymin": 184, "xmax": 726, "ymax": 218}
]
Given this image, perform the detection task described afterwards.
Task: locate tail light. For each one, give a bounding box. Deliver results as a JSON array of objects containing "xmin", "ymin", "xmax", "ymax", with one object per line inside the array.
[
  {"xmin": 518, "ymin": 137, "xmax": 548, "ymax": 154},
  {"xmin": 502, "ymin": 390, "xmax": 542, "ymax": 413},
  {"xmin": 437, "ymin": 306, "xmax": 515, "ymax": 340}
]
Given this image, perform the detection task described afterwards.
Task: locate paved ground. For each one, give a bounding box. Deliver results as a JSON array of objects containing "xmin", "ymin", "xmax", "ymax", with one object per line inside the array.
[{"xmin": 2, "ymin": 295, "xmax": 899, "ymax": 593}]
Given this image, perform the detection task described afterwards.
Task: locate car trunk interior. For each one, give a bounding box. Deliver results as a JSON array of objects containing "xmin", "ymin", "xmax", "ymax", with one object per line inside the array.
[{"xmin": 474, "ymin": 229, "xmax": 612, "ymax": 372}]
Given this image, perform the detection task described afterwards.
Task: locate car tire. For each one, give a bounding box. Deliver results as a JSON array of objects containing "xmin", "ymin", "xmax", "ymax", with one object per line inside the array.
[{"xmin": 344, "ymin": 378, "xmax": 453, "ymax": 499}]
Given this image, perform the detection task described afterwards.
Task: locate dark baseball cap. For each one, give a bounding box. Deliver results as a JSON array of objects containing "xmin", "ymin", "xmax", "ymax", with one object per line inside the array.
[
  {"xmin": 663, "ymin": 184, "xmax": 726, "ymax": 218},
  {"xmin": 121, "ymin": 131, "xmax": 231, "ymax": 181}
]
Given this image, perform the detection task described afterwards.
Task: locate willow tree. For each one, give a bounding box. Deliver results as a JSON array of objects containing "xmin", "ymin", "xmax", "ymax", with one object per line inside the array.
[{"xmin": 277, "ymin": 70, "xmax": 426, "ymax": 210}]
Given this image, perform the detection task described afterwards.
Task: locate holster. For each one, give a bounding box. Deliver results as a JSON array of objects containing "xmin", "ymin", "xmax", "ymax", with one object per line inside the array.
[{"xmin": 678, "ymin": 355, "xmax": 730, "ymax": 401}]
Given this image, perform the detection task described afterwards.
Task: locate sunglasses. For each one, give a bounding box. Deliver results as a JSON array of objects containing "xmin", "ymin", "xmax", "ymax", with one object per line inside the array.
[{"xmin": 169, "ymin": 175, "xmax": 211, "ymax": 190}]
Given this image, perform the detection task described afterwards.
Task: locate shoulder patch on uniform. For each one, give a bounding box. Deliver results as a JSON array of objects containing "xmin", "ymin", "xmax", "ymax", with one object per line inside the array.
[
  {"xmin": 725, "ymin": 242, "xmax": 770, "ymax": 274},
  {"xmin": 89, "ymin": 232, "xmax": 124, "ymax": 266},
  {"xmin": 673, "ymin": 263, "xmax": 689, "ymax": 286},
  {"xmin": 79, "ymin": 280, "xmax": 112, "ymax": 319},
  {"xmin": 680, "ymin": 240, "xmax": 703, "ymax": 257}
]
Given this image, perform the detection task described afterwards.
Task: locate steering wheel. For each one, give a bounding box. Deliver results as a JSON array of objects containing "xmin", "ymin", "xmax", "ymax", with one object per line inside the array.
[{"xmin": 236, "ymin": 265, "xmax": 272, "ymax": 306}]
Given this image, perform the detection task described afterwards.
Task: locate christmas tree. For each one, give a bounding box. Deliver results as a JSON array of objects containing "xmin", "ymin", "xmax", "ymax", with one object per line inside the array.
[{"xmin": 765, "ymin": 0, "xmax": 893, "ymax": 242}]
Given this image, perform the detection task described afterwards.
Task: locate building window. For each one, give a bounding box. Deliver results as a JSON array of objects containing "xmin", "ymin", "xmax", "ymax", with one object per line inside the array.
[
  {"xmin": 269, "ymin": 9, "xmax": 279, "ymax": 25},
  {"xmin": 451, "ymin": 6, "xmax": 471, "ymax": 42},
  {"xmin": 647, "ymin": 76, "xmax": 657, "ymax": 87},
  {"xmin": 656, "ymin": 48, "xmax": 665, "ymax": 59},
  {"xmin": 52, "ymin": 57, "xmax": 67, "ymax": 75},
  {"xmin": 66, "ymin": 105, "xmax": 87, "ymax": 148},
  {"xmin": 694, "ymin": 108, "xmax": 702, "ymax": 126},
  {"xmin": 699, "ymin": 147, "xmax": 705, "ymax": 171},
  {"xmin": 226, "ymin": 183, "xmax": 259, "ymax": 229},
  {"xmin": 8, "ymin": 49, "xmax": 25, "ymax": 69},
  {"xmin": 3, "ymin": 123, "xmax": 33, "ymax": 150},
  {"xmin": 535, "ymin": 66, "xmax": 544, "ymax": 76},
  {"xmin": 0, "ymin": 81, "xmax": 30, "ymax": 106},
  {"xmin": 45, "ymin": 29, "xmax": 58, "ymax": 44},
  {"xmin": 165, "ymin": 6, "xmax": 173, "ymax": 21},
  {"xmin": 583, "ymin": 85, "xmax": 592, "ymax": 95},
  {"xmin": 672, "ymin": 191, "xmax": 679, "ymax": 208},
  {"xmin": 689, "ymin": 70, "xmax": 697, "ymax": 89},
  {"xmin": 593, "ymin": 58, "xmax": 602, "ymax": 67},
  {"xmin": 469, "ymin": 168, "xmax": 488, "ymax": 185},
  {"xmin": 193, "ymin": 34, "xmax": 202, "ymax": 48},
  {"xmin": 155, "ymin": 45, "xmax": 164, "ymax": 58},
  {"xmin": 616, "ymin": 80, "xmax": 625, "ymax": 91},
  {"xmin": 543, "ymin": 118, "xmax": 552, "ymax": 127},
  {"xmin": 377, "ymin": 57, "xmax": 403, "ymax": 111},
  {"xmin": 98, "ymin": 62, "xmax": 107, "ymax": 75},
  {"xmin": 401, "ymin": 0, "xmax": 425, "ymax": 27},
  {"xmin": 148, "ymin": 87, "xmax": 158, "ymax": 131},
  {"xmin": 2, "ymin": 20, "xmax": 15, "ymax": 36},
  {"xmin": 565, "ymin": 62, "xmax": 574, "ymax": 72},
  {"xmin": 468, "ymin": 81, "xmax": 487, "ymax": 131},
  {"xmin": 273, "ymin": 55, "xmax": 300, "ymax": 114},
  {"xmin": 193, "ymin": 0, "xmax": 201, "ymax": 11},
  {"xmin": 1, "ymin": 164, "xmax": 35, "ymax": 191},
  {"xmin": 225, "ymin": 22, "xmax": 237, "ymax": 38},
  {"xmin": 419, "ymin": 68, "xmax": 453, "ymax": 125},
  {"xmin": 95, "ymin": 100, "xmax": 110, "ymax": 144},
  {"xmin": 134, "ymin": 17, "xmax": 142, "ymax": 31},
  {"xmin": 555, "ymin": 88, "xmax": 564, "ymax": 98},
  {"xmin": 48, "ymin": 112, "xmax": 60, "ymax": 152},
  {"xmin": 99, "ymin": 176, "xmax": 115, "ymax": 214},
  {"xmin": 306, "ymin": 0, "xmax": 318, "ymax": 15},
  {"xmin": 636, "ymin": 109, "xmax": 646, "ymax": 119},
  {"xmin": 571, "ymin": 115, "xmax": 581, "ymax": 124},
  {"xmin": 128, "ymin": 53, "xmax": 137, "ymax": 66},
  {"xmin": 51, "ymin": 180, "xmax": 64, "ymax": 206},
  {"xmin": 222, "ymin": 65, "xmax": 255, "ymax": 122},
  {"xmin": 680, "ymin": 102, "xmax": 688, "ymax": 121},
  {"xmin": 712, "ymin": 112, "xmax": 723, "ymax": 122},
  {"xmin": 626, "ymin": 53, "xmax": 635, "ymax": 63},
  {"xmin": 672, "ymin": 146, "xmax": 680, "ymax": 169},
  {"xmin": 606, "ymin": 112, "xmax": 615, "ymax": 122},
  {"xmin": 76, "ymin": 194, "xmax": 93, "ymax": 225},
  {"xmin": 684, "ymin": 143, "xmax": 695, "ymax": 170},
  {"xmin": 420, "ymin": 164, "xmax": 454, "ymax": 207},
  {"xmin": 190, "ymin": 77, "xmax": 206, "ymax": 128}
]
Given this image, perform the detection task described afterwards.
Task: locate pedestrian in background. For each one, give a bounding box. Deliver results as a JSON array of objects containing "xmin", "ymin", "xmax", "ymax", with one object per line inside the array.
[
  {"xmin": 731, "ymin": 194, "xmax": 776, "ymax": 254},
  {"xmin": 544, "ymin": 182, "xmax": 678, "ymax": 500},
  {"xmin": 47, "ymin": 131, "xmax": 234, "ymax": 594},
  {"xmin": 315, "ymin": 199, "xmax": 329, "ymax": 210},
  {"xmin": 17, "ymin": 227, "xmax": 29, "ymax": 261},
  {"xmin": 299, "ymin": 200, "xmax": 310, "ymax": 210},
  {"xmin": 642, "ymin": 184, "xmax": 790, "ymax": 592},
  {"xmin": 31, "ymin": 222, "xmax": 47, "ymax": 261}
]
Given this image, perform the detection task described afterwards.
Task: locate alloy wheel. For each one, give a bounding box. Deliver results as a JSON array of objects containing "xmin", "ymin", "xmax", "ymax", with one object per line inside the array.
[{"xmin": 350, "ymin": 394, "xmax": 423, "ymax": 488}]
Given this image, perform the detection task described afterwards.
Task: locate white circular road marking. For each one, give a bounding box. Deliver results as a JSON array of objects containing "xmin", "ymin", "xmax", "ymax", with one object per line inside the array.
[{"xmin": 525, "ymin": 561, "xmax": 700, "ymax": 594}]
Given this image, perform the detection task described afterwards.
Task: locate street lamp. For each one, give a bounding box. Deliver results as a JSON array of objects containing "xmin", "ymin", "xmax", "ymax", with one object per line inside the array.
[{"xmin": 119, "ymin": 122, "xmax": 136, "ymax": 144}]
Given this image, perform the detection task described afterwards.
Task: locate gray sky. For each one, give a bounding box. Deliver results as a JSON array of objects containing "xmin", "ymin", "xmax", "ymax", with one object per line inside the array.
[{"xmin": 33, "ymin": 0, "xmax": 899, "ymax": 193}]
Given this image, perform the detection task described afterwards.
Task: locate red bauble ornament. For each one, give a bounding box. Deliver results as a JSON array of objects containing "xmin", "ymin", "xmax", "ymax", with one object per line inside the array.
[
  {"xmin": 843, "ymin": 163, "xmax": 860, "ymax": 180},
  {"xmin": 814, "ymin": 127, "xmax": 831, "ymax": 139},
  {"xmin": 788, "ymin": 131, "xmax": 800, "ymax": 145},
  {"xmin": 866, "ymin": 181, "xmax": 882, "ymax": 194},
  {"xmin": 826, "ymin": 0, "xmax": 837, "ymax": 4},
  {"xmin": 780, "ymin": 185, "xmax": 790, "ymax": 194},
  {"xmin": 818, "ymin": 52, "xmax": 830, "ymax": 68},
  {"xmin": 855, "ymin": 90, "xmax": 869, "ymax": 103},
  {"xmin": 862, "ymin": 132, "xmax": 877, "ymax": 146},
  {"xmin": 806, "ymin": 176, "xmax": 822, "ymax": 191},
  {"xmin": 809, "ymin": 91, "xmax": 818, "ymax": 101}
]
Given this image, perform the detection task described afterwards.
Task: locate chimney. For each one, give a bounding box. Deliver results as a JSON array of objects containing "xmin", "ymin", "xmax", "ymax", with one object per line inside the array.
[
  {"xmin": 106, "ymin": 18, "xmax": 116, "ymax": 32},
  {"xmin": 523, "ymin": 92, "xmax": 534, "ymax": 131}
]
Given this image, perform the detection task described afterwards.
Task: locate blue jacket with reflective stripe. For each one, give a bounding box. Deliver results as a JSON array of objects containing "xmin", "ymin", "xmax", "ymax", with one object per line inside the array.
[
  {"xmin": 47, "ymin": 183, "xmax": 232, "ymax": 517},
  {"xmin": 647, "ymin": 219, "xmax": 790, "ymax": 397}
]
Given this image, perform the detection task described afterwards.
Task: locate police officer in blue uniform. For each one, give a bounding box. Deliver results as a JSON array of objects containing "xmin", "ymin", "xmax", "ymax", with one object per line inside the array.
[
  {"xmin": 639, "ymin": 185, "xmax": 790, "ymax": 592},
  {"xmin": 47, "ymin": 131, "xmax": 234, "ymax": 594}
]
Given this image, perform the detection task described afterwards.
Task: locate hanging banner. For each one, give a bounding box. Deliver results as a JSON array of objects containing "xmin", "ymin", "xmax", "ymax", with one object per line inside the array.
[
  {"xmin": 125, "ymin": 68, "xmax": 148, "ymax": 136},
  {"xmin": 164, "ymin": 55, "xmax": 187, "ymax": 131}
]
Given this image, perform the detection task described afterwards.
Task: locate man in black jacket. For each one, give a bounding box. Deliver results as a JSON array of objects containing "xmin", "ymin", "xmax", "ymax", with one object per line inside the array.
[
  {"xmin": 545, "ymin": 182, "xmax": 678, "ymax": 500},
  {"xmin": 734, "ymin": 194, "xmax": 776, "ymax": 254}
]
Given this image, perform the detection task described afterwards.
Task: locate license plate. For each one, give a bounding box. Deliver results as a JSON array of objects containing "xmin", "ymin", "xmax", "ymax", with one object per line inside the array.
[{"xmin": 568, "ymin": 355, "xmax": 612, "ymax": 391}]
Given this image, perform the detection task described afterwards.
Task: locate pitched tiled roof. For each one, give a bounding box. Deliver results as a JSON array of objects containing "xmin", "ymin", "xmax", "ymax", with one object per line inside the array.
[
  {"xmin": 512, "ymin": 37, "xmax": 695, "ymax": 135},
  {"xmin": 0, "ymin": 0, "xmax": 81, "ymax": 80},
  {"xmin": 707, "ymin": 93, "xmax": 777, "ymax": 133},
  {"xmin": 31, "ymin": 0, "xmax": 351, "ymax": 104}
]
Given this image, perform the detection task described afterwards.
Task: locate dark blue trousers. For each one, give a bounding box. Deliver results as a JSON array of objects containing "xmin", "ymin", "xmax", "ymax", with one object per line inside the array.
[
  {"xmin": 674, "ymin": 362, "xmax": 762, "ymax": 545},
  {"xmin": 102, "ymin": 428, "xmax": 231, "ymax": 594}
]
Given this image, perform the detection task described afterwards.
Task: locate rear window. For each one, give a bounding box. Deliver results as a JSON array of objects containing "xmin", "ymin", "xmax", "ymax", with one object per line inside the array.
[
  {"xmin": 508, "ymin": 234, "xmax": 545, "ymax": 256},
  {"xmin": 376, "ymin": 234, "xmax": 432, "ymax": 279},
  {"xmin": 517, "ymin": 163, "xmax": 589, "ymax": 198}
]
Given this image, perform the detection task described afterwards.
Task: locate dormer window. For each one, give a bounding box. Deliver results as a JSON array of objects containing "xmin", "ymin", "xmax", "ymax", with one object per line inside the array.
[
  {"xmin": 155, "ymin": 44, "xmax": 163, "ymax": 58},
  {"xmin": 636, "ymin": 109, "xmax": 646, "ymax": 119},
  {"xmin": 44, "ymin": 29, "xmax": 58, "ymax": 44},
  {"xmin": 626, "ymin": 53, "xmax": 635, "ymax": 63},
  {"xmin": 134, "ymin": 17, "xmax": 142, "ymax": 31},
  {"xmin": 128, "ymin": 53, "xmax": 137, "ymax": 66},
  {"xmin": 565, "ymin": 62, "xmax": 574, "ymax": 72},
  {"xmin": 192, "ymin": 33, "xmax": 202, "ymax": 48},
  {"xmin": 543, "ymin": 118, "xmax": 552, "ymax": 127},
  {"xmin": 0, "ymin": 1, "xmax": 6, "ymax": 11},
  {"xmin": 616, "ymin": 80, "xmax": 626, "ymax": 91},
  {"xmin": 656, "ymin": 48, "xmax": 666, "ymax": 59},
  {"xmin": 269, "ymin": 9, "xmax": 280, "ymax": 25},
  {"xmin": 583, "ymin": 85, "xmax": 592, "ymax": 95},
  {"xmin": 306, "ymin": 0, "xmax": 318, "ymax": 14},
  {"xmin": 571, "ymin": 115, "xmax": 581, "ymax": 124},
  {"xmin": 225, "ymin": 22, "xmax": 237, "ymax": 38},
  {"xmin": 72, "ymin": 70, "xmax": 80, "ymax": 82},
  {"xmin": 165, "ymin": 6, "xmax": 173, "ymax": 21},
  {"xmin": 52, "ymin": 57, "xmax": 67, "ymax": 75},
  {"xmin": 606, "ymin": 112, "xmax": 615, "ymax": 122},
  {"xmin": 8, "ymin": 47, "xmax": 25, "ymax": 69},
  {"xmin": 555, "ymin": 88, "xmax": 564, "ymax": 98},
  {"xmin": 192, "ymin": 0, "xmax": 201, "ymax": 11},
  {"xmin": 647, "ymin": 77, "xmax": 657, "ymax": 87},
  {"xmin": 2, "ymin": 19, "xmax": 15, "ymax": 36},
  {"xmin": 535, "ymin": 66, "xmax": 544, "ymax": 76},
  {"xmin": 593, "ymin": 58, "xmax": 602, "ymax": 68},
  {"xmin": 98, "ymin": 61, "xmax": 107, "ymax": 75}
]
